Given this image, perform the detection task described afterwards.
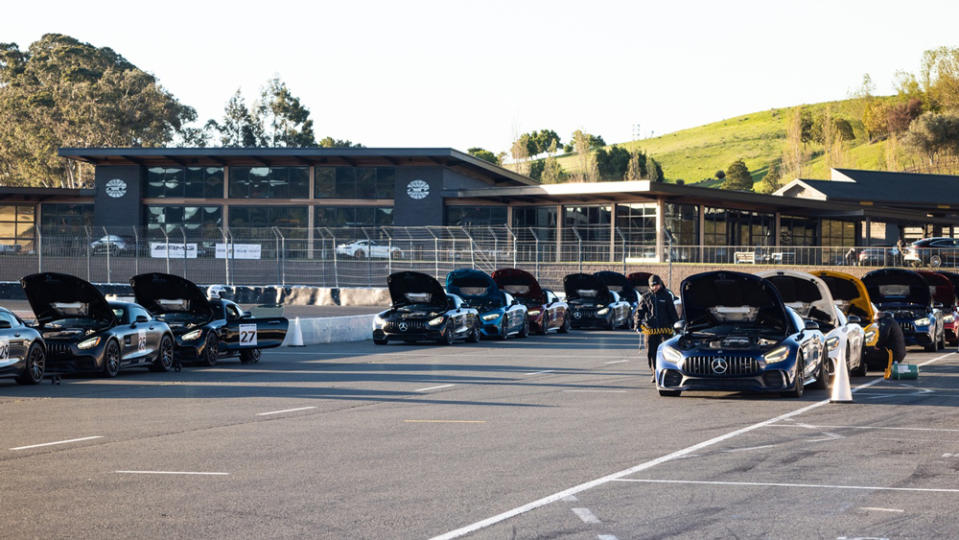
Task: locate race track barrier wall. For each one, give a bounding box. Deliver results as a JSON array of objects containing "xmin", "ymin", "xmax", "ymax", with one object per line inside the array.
[{"xmin": 281, "ymin": 314, "xmax": 375, "ymax": 346}]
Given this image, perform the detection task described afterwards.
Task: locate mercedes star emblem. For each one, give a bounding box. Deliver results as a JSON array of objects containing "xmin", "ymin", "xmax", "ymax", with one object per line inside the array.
[
  {"xmin": 711, "ymin": 357, "xmax": 728, "ymax": 374},
  {"xmin": 398, "ymin": 322, "xmax": 409, "ymax": 332}
]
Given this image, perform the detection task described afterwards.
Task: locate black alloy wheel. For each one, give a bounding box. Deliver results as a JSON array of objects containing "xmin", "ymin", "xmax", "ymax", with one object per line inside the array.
[
  {"xmin": 203, "ymin": 334, "xmax": 219, "ymax": 366},
  {"xmin": 16, "ymin": 343, "xmax": 45, "ymax": 385},
  {"xmin": 467, "ymin": 322, "xmax": 481, "ymax": 343},
  {"xmin": 558, "ymin": 315, "xmax": 570, "ymax": 334},
  {"xmin": 813, "ymin": 349, "xmax": 832, "ymax": 391},
  {"xmin": 606, "ymin": 315, "xmax": 615, "ymax": 331},
  {"xmin": 240, "ymin": 348, "xmax": 261, "ymax": 364},
  {"xmin": 373, "ymin": 337, "xmax": 388, "ymax": 345},
  {"xmin": 102, "ymin": 340, "xmax": 121, "ymax": 378},
  {"xmin": 500, "ymin": 320, "xmax": 509, "ymax": 341},
  {"xmin": 519, "ymin": 318, "xmax": 530, "ymax": 338},
  {"xmin": 151, "ymin": 335, "xmax": 174, "ymax": 372},
  {"xmin": 442, "ymin": 322, "xmax": 456, "ymax": 345},
  {"xmin": 782, "ymin": 353, "xmax": 804, "ymax": 398},
  {"xmin": 850, "ymin": 343, "xmax": 868, "ymax": 377}
]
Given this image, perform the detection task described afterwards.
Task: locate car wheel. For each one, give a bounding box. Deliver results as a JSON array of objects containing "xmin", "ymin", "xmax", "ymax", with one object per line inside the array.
[
  {"xmin": 558, "ymin": 315, "xmax": 570, "ymax": 334},
  {"xmin": 782, "ymin": 353, "xmax": 804, "ymax": 398},
  {"xmin": 16, "ymin": 343, "xmax": 45, "ymax": 385},
  {"xmin": 606, "ymin": 316, "xmax": 615, "ymax": 331},
  {"xmin": 354, "ymin": 250, "xmax": 366, "ymax": 259},
  {"xmin": 931, "ymin": 254, "xmax": 942, "ymax": 267},
  {"xmin": 102, "ymin": 340, "xmax": 121, "ymax": 378},
  {"xmin": 394, "ymin": 250, "xmax": 404, "ymax": 260},
  {"xmin": 203, "ymin": 334, "xmax": 218, "ymax": 367},
  {"xmin": 151, "ymin": 335, "xmax": 174, "ymax": 372},
  {"xmin": 813, "ymin": 350, "xmax": 832, "ymax": 391},
  {"xmin": 373, "ymin": 337, "xmax": 388, "ymax": 345},
  {"xmin": 240, "ymin": 348, "xmax": 261, "ymax": 364},
  {"xmin": 467, "ymin": 322, "xmax": 481, "ymax": 343},
  {"xmin": 658, "ymin": 390, "xmax": 682, "ymax": 397},
  {"xmin": 500, "ymin": 320, "xmax": 509, "ymax": 341},
  {"xmin": 519, "ymin": 318, "xmax": 529, "ymax": 338},
  {"xmin": 849, "ymin": 344, "xmax": 868, "ymax": 377},
  {"xmin": 440, "ymin": 322, "xmax": 456, "ymax": 345}
]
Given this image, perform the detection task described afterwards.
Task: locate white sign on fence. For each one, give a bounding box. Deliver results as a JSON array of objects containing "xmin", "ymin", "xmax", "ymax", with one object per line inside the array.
[
  {"xmin": 150, "ymin": 242, "xmax": 198, "ymax": 259},
  {"xmin": 216, "ymin": 243, "xmax": 262, "ymax": 260}
]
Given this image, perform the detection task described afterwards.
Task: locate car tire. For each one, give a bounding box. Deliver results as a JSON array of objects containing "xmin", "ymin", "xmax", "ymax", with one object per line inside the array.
[
  {"xmin": 202, "ymin": 334, "xmax": 218, "ymax": 367},
  {"xmin": 558, "ymin": 315, "xmax": 570, "ymax": 334},
  {"xmin": 467, "ymin": 322, "xmax": 481, "ymax": 343},
  {"xmin": 442, "ymin": 322, "xmax": 456, "ymax": 345},
  {"xmin": 606, "ymin": 316, "xmax": 615, "ymax": 331},
  {"xmin": 102, "ymin": 340, "xmax": 121, "ymax": 378},
  {"xmin": 150, "ymin": 335, "xmax": 174, "ymax": 372},
  {"xmin": 499, "ymin": 320, "xmax": 509, "ymax": 341},
  {"xmin": 15, "ymin": 343, "xmax": 45, "ymax": 385},
  {"xmin": 658, "ymin": 390, "xmax": 681, "ymax": 397},
  {"xmin": 931, "ymin": 255, "xmax": 942, "ymax": 267},
  {"xmin": 373, "ymin": 337, "xmax": 388, "ymax": 345},
  {"xmin": 354, "ymin": 250, "xmax": 366, "ymax": 259},
  {"xmin": 849, "ymin": 344, "xmax": 868, "ymax": 377},
  {"xmin": 240, "ymin": 348, "xmax": 261, "ymax": 364},
  {"xmin": 813, "ymin": 351, "xmax": 832, "ymax": 391},
  {"xmin": 519, "ymin": 319, "xmax": 529, "ymax": 338},
  {"xmin": 782, "ymin": 353, "xmax": 804, "ymax": 398}
]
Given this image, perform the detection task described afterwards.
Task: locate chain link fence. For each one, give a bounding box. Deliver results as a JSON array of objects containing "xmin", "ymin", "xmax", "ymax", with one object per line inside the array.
[{"xmin": 0, "ymin": 225, "xmax": 932, "ymax": 288}]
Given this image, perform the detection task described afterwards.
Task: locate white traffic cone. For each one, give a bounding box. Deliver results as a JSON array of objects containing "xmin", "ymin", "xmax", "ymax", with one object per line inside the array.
[
  {"xmin": 830, "ymin": 358, "xmax": 853, "ymax": 403},
  {"xmin": 287, "ymin": 316, "xmax": 304, "ymax": 347}
]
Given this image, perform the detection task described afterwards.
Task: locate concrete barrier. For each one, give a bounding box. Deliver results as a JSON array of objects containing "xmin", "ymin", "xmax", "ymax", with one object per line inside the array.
[
  {"xmin": 338, "ymin": 287, "xmax": 390, "ymax": 306},
  {"xmin": 281, "ymin": 314, "xmax": 375, "ymax": 346}
]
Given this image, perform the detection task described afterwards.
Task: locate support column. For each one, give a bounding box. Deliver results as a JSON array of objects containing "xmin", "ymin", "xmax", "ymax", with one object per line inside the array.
[
  {"xmin": 307, "ymin": 166, "xmax": 315, "ymax": 259},
  {"xmin": 609, "ymin": 203, "xmax": 616, "ymax": 263},
  {"xmin": 655, "ymin": 199, "xmax": 665, "ymax": 263},
  {"xmin": 698, "ymin": 205, "xmax": 705, "ymax": 263},
  {"xmin": 774, "ymin": 212, "xmax": 781, "ymax": 248},
  {"xmin": 555, "ymin": 205, "xmax": 563, "ymax": 263}
]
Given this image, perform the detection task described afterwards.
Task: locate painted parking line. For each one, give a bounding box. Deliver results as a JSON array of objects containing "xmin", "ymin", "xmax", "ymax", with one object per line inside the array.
[
  {"xmin": 612, "ymin": 478, "xmax": 959, "ymax": 494},
  {"xmin": 416, "ymin": 384, "xmax": 455, "ymax": 392},
  {"xmin": 768, "ymin": 424, "xmax": 959, "ymax": 434},
  {"xmin": 604, "ymin": 360, "xmax": 629, "ymax": 365},
  {"xmin": 10, "ymin": 436, "xmax": 103, "ymax": 451},
  {"xmin": 256, "ymin": 406, "xmax": 317, "ymax": 416},
  {"xmin": 572, "ymin": 508, "xmax": 601, "ymax": 524},
  {"xmin": 860, "ymin": 507, "xmax": 905, "ymax": 513},
  {"xmin": 723, "ymin": 444, "xmax": 778, "ymax": 453},
  {"xmin": 114, "ymin": 471, "xmax": 229, "ymax": 476},
  {"xmin": 563, "ymin": 390, "xmax": 628, "ymax": 393},
  {"xmin": 430, "ymin": 353, "xmax": 957, "ymax": 540},
  {"xmin": 404, "ymin": 420, "xmax": 487, "ymax": 424},
  {"xmin": 525, "ymin": 370, "xmax": 555, "ymax": 376}
]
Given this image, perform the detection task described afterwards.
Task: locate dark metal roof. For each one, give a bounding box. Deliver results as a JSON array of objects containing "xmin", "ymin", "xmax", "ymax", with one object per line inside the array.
[
  {"xmin": 794, "ymin": 168, "xmax": 959, "ymax": 207},
  {"xmin": 0, "ymin": 186, "xmax": 94, "ymax": 202},
  {"xmin": 57, "ymin": 147, "xmax": 535, "ymax": 187}
]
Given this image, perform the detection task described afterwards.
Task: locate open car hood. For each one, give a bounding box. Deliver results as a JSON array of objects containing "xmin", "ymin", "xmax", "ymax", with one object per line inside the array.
[
  {"xmin": 594, "ymin": 271, "xmax": 638, "ymax": 304},
  {"xmin": 446, "ymin": 269, "xmax": 499, "ymax": 301},
  {"xmin": 917, "ymin": 271, "xmax": 957, "ymax": 308},
  {"xmin": 811, "ymin": 270, "xmax": 875, "ymax": 321},
  {"xmin": 757, "ymin": 270, "xmax": 837, "ymax": 328},
  {"xmin": 564, "ymin": 273, "xmax": 614, "ymax": 304},
  {"xmin": 681, "ymin": 271, "xmax": 788, "ymax": 332},
  {"xmin": 388, "ymin": 271, "xmax": 448, "ymax": 308},
  {"xmin": 936, "ymin": 271, "xmax": 959, "ymax": 307},
  {"xmin": 863, "ymin": 269, "xmax": 931, "ymax": 307},
  {"xmin": 130, "ymin": 272, "xmax": 214, "ymax": 322},
  {"xmin": 627, "ymin": 272, "xmax": 654, "ymax": 296},
  {"xmin": 491, "ymin": 268, "xmax": 545, "ymax": 304},
  {"xmin": 20, "ymin": 272, "xmax": 117, "ymax": 327}
]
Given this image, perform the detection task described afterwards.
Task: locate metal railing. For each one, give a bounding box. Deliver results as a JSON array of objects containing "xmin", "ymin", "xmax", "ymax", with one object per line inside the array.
[{"xmin": 0, "ymin": 225, "xmax": 936, "ymax": 288}]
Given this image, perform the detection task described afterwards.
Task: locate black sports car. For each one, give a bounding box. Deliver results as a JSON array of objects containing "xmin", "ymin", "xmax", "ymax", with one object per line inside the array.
[
  {"xmin": 656, "ymin": 271, "xmax": 828, "ymax": 398},
  {"xmin": 594, "ymin": 270, "xmax": 639, "ymax": 328},
  {"xmin": 130, "ymin": 273, "xmax": 289, "ymax": 365},
  {"xmin": 21, "ymin": 272, "xmax": 176, "ymax": 377},
  {"xmin": 863, "ymin": 268, "xmax": 945, "ymax": 352},
  {"xmin": 0, "ymin": 306, "xmax": 46, "ymax": 385},
  {"xmin": 563, "ymin": 273, "xmax": 631, "ymax": 330},
  {"xmin": 373, "ymin": 271, "xmax": 481, "ymax": 345}
]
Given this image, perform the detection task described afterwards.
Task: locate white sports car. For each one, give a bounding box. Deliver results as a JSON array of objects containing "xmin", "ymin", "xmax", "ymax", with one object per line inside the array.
[
  {"xmin": 335, "ymin": 239, "xmax": 403, "ymax": 259},
  {"xmin": 758, "ymin": 270, "xmax": 867, "ymax": 378}
]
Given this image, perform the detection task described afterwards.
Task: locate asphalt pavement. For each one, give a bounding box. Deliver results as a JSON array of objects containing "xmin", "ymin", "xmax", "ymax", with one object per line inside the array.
[{"xmin": 1, "ymin": 331, "xmax": 958, "ymax": 539}]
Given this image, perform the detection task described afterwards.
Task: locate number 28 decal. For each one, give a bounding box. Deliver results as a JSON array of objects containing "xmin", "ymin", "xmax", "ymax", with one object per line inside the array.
[{"xmin": 239, "ymin": 323, "xmax": 257, "ymax": 346}]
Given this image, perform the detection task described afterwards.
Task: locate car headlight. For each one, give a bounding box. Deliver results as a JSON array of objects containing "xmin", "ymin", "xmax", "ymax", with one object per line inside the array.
[
  {"xmin": 428, "ymin": 316, "xmax": 445, "ymax": 326},
  {"xmin": 864, "ymin": 329, "xmax": 877, "ymax": 341},
  {"xmin": 482, "ymin": 313, "xmax": 499, "ymax": 321},
  {"xmin": 763, "ymin": 345, "xmax": 790, "ymax": 364},
  {"xmin": 944, "ymin": 315, "xmax": 955, "ymax": 323},
  {"xmin": 182, "ymin": 329, "xmax": 203, "ymax": 341},
  {"xmin": 596, "ymin": 307, "xmax": 610, "ymax": 315},
  {"xmin": 527, "ymin": 309, "xmax": 541, "ymax": 316},
  {"xmin": 661, "ymin": 345, "xmax": 683, "ymax": 365},
  {"xmin": 826, "ymin": 336, "xmax": 840, "ymax": 351},
  {"xmin": 914, "ymin": 317, "xmax": 931, "ymax": 326},
  {"xmin": 373, "ymin": 314, "xmax": 387, "ymax": 327},
  {"xmin": 77, "ymin": 336, "xmax": 101, "ymax": 350}
]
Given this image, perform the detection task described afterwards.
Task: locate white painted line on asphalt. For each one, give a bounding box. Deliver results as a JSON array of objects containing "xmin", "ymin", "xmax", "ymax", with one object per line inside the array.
[
  {"xmin": 563, "ymin": 390, "xmax": 628, "ymax": 393},
  {"xmin": 597, "ymin": 536, "xmax": 619, "ymax": 540},
  {"xmin": 860, "ymin": 507, "xmax": 905, "ymax": 513},
  {"xmin": 526, "ymin": 370, "xmax": 555, "ymax": 376},
  {"xmin": 416, "ymin": 384, "xmax": 455, "ymax": 392},
  {"xmin": 256, "ymin": 406, "xmax": 317, "ymax": 416},
  {"xmin": 430, "ymin": 355, "xmax": 959, "ymax": 540},
  {"xmin": 604, "ymin": 360, "xmax": 629, "ymax": 365},
  {"xmin": 613, "ymin": 478, "xmax": 959, "ymax": 494},
  {"xmin": 572, "ymin": 508, "xmax": 601, "ymax": 524},
  {"xmin": 768, "ymin": 424, "xmax": 959, "ymax": 434},
  {"xmin": 404, "ymin": 420, "xmax": 486, "ymax": 424},
  {"xmin": 561, "ymin": 495, "xmax": 578, "ymax": 502},
  {"xmin": 114, "ymin": 471, "xmax": 229, "ymax": 476},
  {"xmin": 10, "ymin": 436, "xmax": 103, "ymax": 451},
  {"xmin": 723, "ymin": 444, "xmax": 778, "ymax": 453}
]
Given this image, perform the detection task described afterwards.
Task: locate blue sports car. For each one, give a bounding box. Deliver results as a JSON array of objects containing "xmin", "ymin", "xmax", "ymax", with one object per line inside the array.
[
  {"xmin": 656, "ymin": 271, "xmax": 828, "ymax": 398},
  {"xmin": 863, "ymin": 268, "xmax": 945, "ymax": 352},
  {"xmin": 446, "ymin": 268, "xmax": 529, "ymax": 340}
]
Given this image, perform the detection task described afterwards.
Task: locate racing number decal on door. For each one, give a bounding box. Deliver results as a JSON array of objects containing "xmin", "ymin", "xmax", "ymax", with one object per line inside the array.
[
  {"xmin": 0, "ymin": 339, "xmax": 7, "ymax": 360},
  {"xmin": 137, "ymin": 330, "xmax": 147, "ymax": 352},
  {"xmin": 239, "ymin": 323, "xmax": 257, "ymax": 346}
]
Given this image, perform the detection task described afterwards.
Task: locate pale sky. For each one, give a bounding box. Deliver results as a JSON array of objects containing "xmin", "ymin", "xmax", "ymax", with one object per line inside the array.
[{"xmin": 3, "ymin": 0, "xmax": 959, "ymax": 154}]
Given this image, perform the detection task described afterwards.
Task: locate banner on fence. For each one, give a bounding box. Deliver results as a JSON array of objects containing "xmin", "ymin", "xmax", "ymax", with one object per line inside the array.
[
  {"xmin": 216, "ymin": 243, "xmax": 262, "ymax": 260},
  {"xmin": 150, "ymin": 242, "xmax": 198, "ymax": 259}
]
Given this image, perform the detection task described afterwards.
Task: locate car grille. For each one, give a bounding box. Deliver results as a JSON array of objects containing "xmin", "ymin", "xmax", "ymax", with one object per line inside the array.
[
  {"xmin": 46, "ymin": 342, "xmax": 72, "ymax": 355},
  {"xmin": 572, "ymin": 308, "xmax": 599, "ymax": 319},
  {"xmin": 899, "ymin": 322, "xmax": 913, "ymax": 332},
  {"xmin": 387, "ymin": 320, "xmax": 426, "ymax": 331},
  {"xmin": 684, "ymin": 356, "xmax": 760, "ymax": 377}
]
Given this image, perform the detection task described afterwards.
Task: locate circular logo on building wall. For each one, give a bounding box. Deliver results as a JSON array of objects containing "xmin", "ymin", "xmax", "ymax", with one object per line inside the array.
[
  {"xmin": 105, "ymin": 178, "xmax": 127, "ymax": 198},
  {"xmin": 406, "ymin": 179, "xmax": 430, "ymax": 200}
]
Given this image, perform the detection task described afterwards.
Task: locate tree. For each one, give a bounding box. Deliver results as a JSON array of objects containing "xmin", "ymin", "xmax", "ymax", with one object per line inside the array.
[
  {"xmin": 255, "ymin": 77, "xmax": 316, "ymax": 147},
  {"xmin": 902, "ymin": 111, "xmax": 959, "ymax": 168},
  {"xmin": 540, "ymin": 140, "xmax": 565, "ymax": 184},
  {"xmin": 527, "ymin": 129, "xmax": 561, "ymax": 157},
  {"xmin": 887, "ymin": 98, "xmax": 923, "ymax": 135},
  {"xmin": 0, "ymin": 34, "xmax": 196, "ymax": 187},
  {"xmin": 208, "ymin": 89, "xmax": 261, "ymax": 147},
  {"xmin": 920, "ymin": 46, "xmax": 959, "ymax": 110},
  {"xmin": 594, "ymin": 145, "xmax": 630, "ymax": 180},
  {"xmin": 754, "ymin": 160, "xmax": 783, "ymax": 194},
  {"xmin": 467, "ymin": 147, "xmax": 499, "ymax": 164},
  {"xmin": 318, "ymin": 136, "xmax": 362, "ymax": 148},
  {"xmin": 715, "ymin": 170, "xmax": 726, "ymax": 181},
  {"xmin": 571, "ymin": 130, "xmax": 596, "ymax": 181},
  {"xmin": 625, "ymin": 149, "xmax": 648, "ymax": 180},
  {"xmin": 782, "ymin": 106, "xmax": 805, "ymax": 180},
  {"xmin": 647, "ymin": 157, "xmax": 663, "ymax": 182},
  {"xmin": 722, "ymin": 159, "xmax": 752, "ymax": 190},
  {"xmin": 510, "ymin": 136, "xmax": 530, "ymax": 176}
]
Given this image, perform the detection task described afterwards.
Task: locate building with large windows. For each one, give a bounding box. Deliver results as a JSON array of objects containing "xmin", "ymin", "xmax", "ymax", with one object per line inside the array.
[{"xmin": 1, "ymin": 148, "xmax": 957, "ymax": 263}]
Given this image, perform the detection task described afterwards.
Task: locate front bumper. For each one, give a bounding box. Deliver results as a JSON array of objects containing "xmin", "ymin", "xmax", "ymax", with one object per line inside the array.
[
  {"xmin": 656, "ymin": 352, "xmax": 797, "ymax": 393},
  {"xmin": 568, "ymin": 308, "xmax": 610, "ymax": 328},
  {"xmin": 43, "ymin": 340, "xmax": 106, "ymax": 373},
  {"xmin": 896, "ymin": 320, "xmax": 934, "ymax": 346},
  {"xmin": 372, "ymin": 319, "xmax": 446, "ymax": 342}
]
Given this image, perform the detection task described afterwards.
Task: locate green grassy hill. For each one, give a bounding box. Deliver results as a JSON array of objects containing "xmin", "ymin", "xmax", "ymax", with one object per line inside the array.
[{"xmin": 554, "ymin": 97, "xmax": 909, "ymax": 185}]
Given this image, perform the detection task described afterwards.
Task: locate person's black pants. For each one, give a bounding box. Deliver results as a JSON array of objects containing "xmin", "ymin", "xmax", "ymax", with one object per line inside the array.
[{"xmin": 647, "ymin": 334, "xmax": 665, "ymax": 371}]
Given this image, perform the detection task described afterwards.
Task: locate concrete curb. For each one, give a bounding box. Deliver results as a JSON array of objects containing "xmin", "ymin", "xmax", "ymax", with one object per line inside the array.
[{"xmin": 281, "ymin": 314, "xmax": 375, "ymax": 346}]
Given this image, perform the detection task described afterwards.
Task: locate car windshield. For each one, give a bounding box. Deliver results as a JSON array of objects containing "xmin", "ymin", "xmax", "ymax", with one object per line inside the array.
[
  {"xmin": 44, "ymin": 317, "xmax": 110, "ymax": 329},
  {"xmin": 155, "ymin": 312, "xmax": 206, "ymax": 324}
]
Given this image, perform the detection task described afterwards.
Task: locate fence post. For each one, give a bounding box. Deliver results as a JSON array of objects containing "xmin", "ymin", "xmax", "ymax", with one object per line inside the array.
[
  {"xmin": 84, "ymin": 226, "xmax": 92, "ymax": 281},
  {"xmin": 383, "ymin": 228, "xmax": 393, "ymax": 277},
  {"xmin": 228, "ymin": 230, "xmax": 236, "ymax": 287},
  {"xmin": 280, "ymin": 229, "xmax": 286, "ymax": 286},
  {"xmin": 36, "ymin": 227, "xmax": 42, "ymax": 273},
  {"xmin": 161, "ymin": 227, "xmax": 171, "ymax": 274},
  {"xmin": 617, "ymin": 227, "xmax": 626, "ymax": 274},
  {"xmin": 327, "ymin": 228, "xmax": 339, "ymax": 289},
  {"xmin": 461, "ymin": 227, "xmax": 475, "ymax": 269},
  {"xmin": 530, "ymin": 227, "xmax": 540, "ymax": 281},
  {"xmin": 488, "ymin": 226, "xmax": 498, "ymax": 269},
  {"xmin": 218, "ymin": 227, "xmax": 229, "ymax": 286},
  {"xmin": 180, "ymin": 226, "xmax": 188, "ymax": 279},
  {"xmin": 361, "ymin": 228, "xmax": 373, "ymax": 286},
  {"xmin": 132, "ymin": 226, "xmax": 139, "ymax": 277},
  {"xmin": 102, "ymin": 226, "xmax": 110, "ymax": 284},
  {"xmin": 508, "ymin": 225, "xmax": 516, "ymax": 268},
  {"xmin": 427, "ymin": 228, "xmax": 439, "ymax": 280},
  {"xmin": 271, "ymin": 227, "xmax": 282, "ymax": 285},
  {"xmin": 572, "ymin": 227, "xmax": 583, "ymax": 272}
]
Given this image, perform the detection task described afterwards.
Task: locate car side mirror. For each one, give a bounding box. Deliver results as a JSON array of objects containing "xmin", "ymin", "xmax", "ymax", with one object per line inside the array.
[
  {"xmin": 934, "ymin": 302, "xmax": 944, "ymax": 309},
  {"xmin": 804, "ymin": 320, "xmax": 819, "ymax": 331},
  {"xmin": 135, "ymin": 315, "xmax": 149, "ymax": 323},
  {"xmin": 0, "ymin": 320, "xmax": 10, "ymax": 329},
  {"xmin": 847, "ymin": 315, "xmax": 861, "ymax": 325},
  {"xmin": 673, "ymin": 320, "xmax": 685, "ymax": 332}
]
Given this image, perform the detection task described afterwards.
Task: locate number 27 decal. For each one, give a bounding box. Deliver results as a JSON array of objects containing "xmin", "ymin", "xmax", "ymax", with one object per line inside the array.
[{"xmin": 239, "ymin": 323, "xmax": 257, "ymax": 346}]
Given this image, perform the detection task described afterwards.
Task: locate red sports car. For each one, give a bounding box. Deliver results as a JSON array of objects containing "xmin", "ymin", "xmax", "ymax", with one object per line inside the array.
[
  {"xmin": 491, "ymin": 268, "xmax": 570, "ymax": 335},
  {"xmin": 919, "ymin": 270, "xmax": 959, "ymax": 345}
]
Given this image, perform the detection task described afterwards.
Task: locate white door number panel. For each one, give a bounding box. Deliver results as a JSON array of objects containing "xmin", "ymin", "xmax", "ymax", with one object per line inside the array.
[
  {"xmin": 0, "ymin": 339, "xmax": 8, "ymax": 360},
  {"xmin": 137, "ymin": 330, "xmax": 147, "ymax": 352},
  {"xmin": 239, "ymin": 324, "xmax": 258, "ymax": 346}
]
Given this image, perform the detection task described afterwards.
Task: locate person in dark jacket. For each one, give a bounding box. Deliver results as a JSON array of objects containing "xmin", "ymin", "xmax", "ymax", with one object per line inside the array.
[
  {"xmin": 634, "ymin": 274, "xmax": 679, "ymax": 382},
  {"xmin": 878, "ymin": 312, "xmax": 906, "ymax": 364}
]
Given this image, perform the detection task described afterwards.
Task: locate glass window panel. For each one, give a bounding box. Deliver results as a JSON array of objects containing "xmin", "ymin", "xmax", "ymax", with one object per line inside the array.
[
  {"xmin": 289, "ymin": 167, "xmax": 309, "ymax": 198},
  {"xmin": 16, "ymin": 224, "xmax": 35, "ymax": 239},
  {"xmin": 249, "ymin": 167, "xmax": 270, "ymax": 199},
  {"xmin": 356, "ymin": 168, "xmax": 376, "ymax": 199},
  {"xmin": 335, "ymin": 168, "xmax": 357, "ymax": 198},
  {"xmin": 0, "ymin": 222, "xmax": 15, "ymax": 238},
  {"xmin": 229, "ymin": 167, "xmax": 251, "ymax": 198},
  {"xmin": 17, "ymin": 206, "xmax": 34, "ymax": 222},
  {"xmin": 315, "ymin": 167, "xmax": 335, "ymax": 198},
  {"xmin": 376, "ymin": 168, "xmax": 395, "ymax": 199},
  {"xmin": 0, "ymin": 206, "xmax": 15, "ymax": 221}
]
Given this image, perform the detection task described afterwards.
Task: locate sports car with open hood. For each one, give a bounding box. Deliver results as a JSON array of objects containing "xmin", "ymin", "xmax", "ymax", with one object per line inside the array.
[
  {"xmin": 918, "ymin": 270, "xmax": 959, "ymax": 346},
  {"xmin": 492, "ymin": 268, "xmax": 569, "ymax": 335},
  {"xmin": 812, "ymin": 270, "xmax": 883, "ymax": 369},
  {"xmin": 373, "ymin": 271, "xmax": 480, "ymax": 345},
  {"xmin": 21, "ymin": 272, "xmax": 175, "ymax": 377},
  {"xmin": 0, "ymin": 306, "xmax": 45, "ymax": 385},
  {"xmin": 447, "ymin": 268, "xmax": 528, "ymax": 339},
  {"xmin": 863, "ymin": 268, "xmax": 944, "ymax": 352},
  {"xmin": 656, "ymin": 271, "xmax": 827, "ymax": 398},
  {"xmin": 131, "ymin": 273, "xmax": 288, "ymax": 365},
  {"xmin": 563, "ymin": 273, "xmax": 631, "ymax": 330},
  {"xmin": 594, "ymin": 270, "xmax": 638, "ymax": 327}
]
